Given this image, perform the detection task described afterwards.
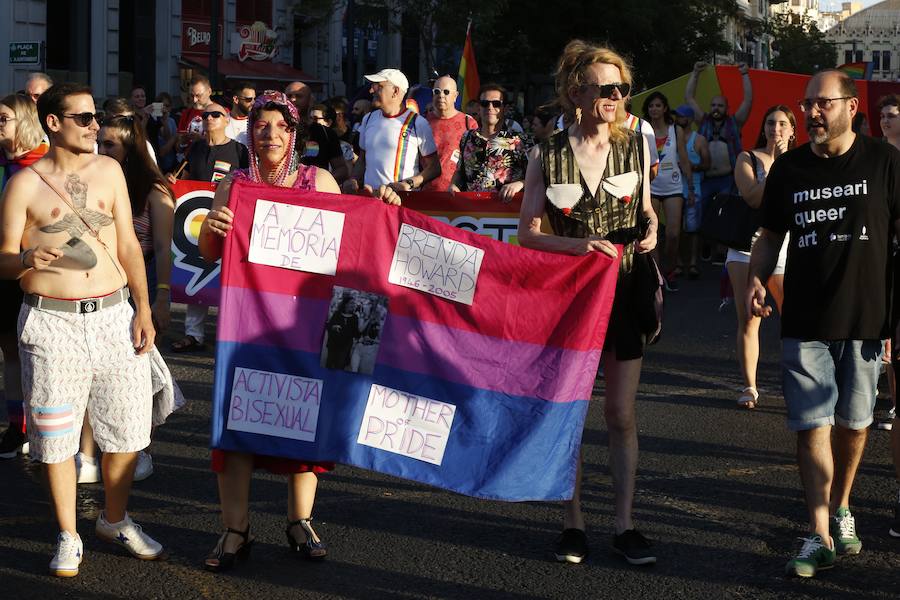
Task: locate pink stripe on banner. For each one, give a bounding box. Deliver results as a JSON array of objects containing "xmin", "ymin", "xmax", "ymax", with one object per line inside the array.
[
  {"xmin": 217, "ymin": 286, "xmax": 600, "ymax": 403},
  {"xmin": 36, "ymin": 421, "xmax": 73, "ymax": 432}
]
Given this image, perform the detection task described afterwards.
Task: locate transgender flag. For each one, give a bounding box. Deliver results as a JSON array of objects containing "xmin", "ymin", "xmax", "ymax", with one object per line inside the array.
[
  {"xmin": 457, "ymin": 21, "xmax": 480, "ymax": 109},
  {"xmin": 211, "ymin": 180, "xmax": 619, "ymax": 501}
]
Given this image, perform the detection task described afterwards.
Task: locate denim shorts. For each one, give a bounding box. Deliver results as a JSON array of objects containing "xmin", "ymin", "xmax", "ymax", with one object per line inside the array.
[{"xmin": 781, "ymin": 338, "xmax": 884, "ymax": 431}]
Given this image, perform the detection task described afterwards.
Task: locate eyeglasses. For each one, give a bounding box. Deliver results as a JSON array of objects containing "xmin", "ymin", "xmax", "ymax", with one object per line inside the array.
[
  {"xmin": 433, "ymin": 88, "xmax": 453, "ymax": 96},
  {"xmin": 239, "ymin": 96, "xmax": 255, "ymax": 102},
  {"xmin": 798, "ymin": 97, "xmax": 852, "ymax": 113},
  {"xmin": 0, "ymin": 116, "xmax": 17, "ymax": 126},
  {"xmin": 202, "ymin": 111, "xmax": 225, "ymax": 119},
  {"xmin": 480, "ymin": 100, "xmax": 504, "ymax": 109},
  {"xmin": 62, "ymin": 113, "xmax": 99, "ymax": 127},
  {"xmin": 581, "ymin": 82, "xmax": 631, "ymax": 99}
]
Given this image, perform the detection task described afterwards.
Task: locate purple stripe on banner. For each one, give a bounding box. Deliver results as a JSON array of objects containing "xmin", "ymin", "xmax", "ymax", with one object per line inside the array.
[
  {"xmin": 217, "ymin": 287, "xmax": 328, "ymax": 354},
  {"xmin": 217, "ymin": 286, "xmax": 600, "ymax": 403},
  {"xmin": 379, "ymin": 316, "xmax": 600, "ymax": 404}
]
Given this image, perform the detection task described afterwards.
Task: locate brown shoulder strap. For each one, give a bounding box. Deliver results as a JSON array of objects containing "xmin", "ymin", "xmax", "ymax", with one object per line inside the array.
[{"xmin": 26, "ymin": 165, "xmax": 126, "ymax": 286}]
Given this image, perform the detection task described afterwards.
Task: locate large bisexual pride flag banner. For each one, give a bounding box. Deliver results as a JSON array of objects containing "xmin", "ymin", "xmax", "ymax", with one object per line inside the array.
[{"xmin": 211, "ymin": 179, "xmax": 619, "ymax": 501}]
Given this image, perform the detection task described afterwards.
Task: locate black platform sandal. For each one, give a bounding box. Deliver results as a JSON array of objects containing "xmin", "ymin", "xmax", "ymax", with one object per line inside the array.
[
  {"xmin": 204, "ymin": 526, "xmax": 253, "ymax": 572},
  {"xmin": 286, "ymin": 518, "xmax": 327, "ymax": 560}
]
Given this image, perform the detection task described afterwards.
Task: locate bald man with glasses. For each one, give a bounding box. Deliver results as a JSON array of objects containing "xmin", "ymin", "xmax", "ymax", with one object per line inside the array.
[{"xmin": 424, "ymin": 75, "xmax": 477, "ymax": 192}]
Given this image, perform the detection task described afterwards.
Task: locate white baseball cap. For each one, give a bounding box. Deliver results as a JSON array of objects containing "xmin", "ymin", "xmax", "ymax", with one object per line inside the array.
[{"xmin": 364, "ymin": 68, "xmax": 409, "ymax": 92}]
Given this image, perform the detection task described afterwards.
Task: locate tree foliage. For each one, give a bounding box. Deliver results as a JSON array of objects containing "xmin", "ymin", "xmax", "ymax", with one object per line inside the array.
[
  {"xmin": 440, "ymin": 0, "xmax": 739, "ymax": 92},
  {"xmin": 768, "ymin": 12, "xmax": 837, "ymax": 75}
]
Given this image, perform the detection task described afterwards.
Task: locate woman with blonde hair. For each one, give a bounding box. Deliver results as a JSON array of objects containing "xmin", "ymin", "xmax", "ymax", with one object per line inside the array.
[
  {"xmin": 0, "ymin": 93, "xmax": 49, "ymax": 458},
  {"xmin": 519, "ymin": 40, "xmax": 658, "ymax": 565}
]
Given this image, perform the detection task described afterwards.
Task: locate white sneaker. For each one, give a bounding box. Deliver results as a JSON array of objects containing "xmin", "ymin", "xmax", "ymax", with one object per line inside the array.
[
  {"xmin": 50, "ymin": 531, "xmax": 83, "ymax": 577},
  {"xmin": 133, "ymin": 451, "xmax": 154, "ymax": 482},
  {"xmin": 75, "ymin": 452, "xmax": 101, "ymax": 484},
  {"xmin": 96, "ymin": 512, "xmax": 163, "ymax": 560}
]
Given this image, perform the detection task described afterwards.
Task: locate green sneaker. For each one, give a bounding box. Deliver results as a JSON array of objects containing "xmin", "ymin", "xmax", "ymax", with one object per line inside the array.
[
  {"xmin": 785, "ymin": 535, "xmax": 835, "ymax": 578},
  {"xmin": 831, "ymin": 507, "xmax": 862, "ymax": 555}
]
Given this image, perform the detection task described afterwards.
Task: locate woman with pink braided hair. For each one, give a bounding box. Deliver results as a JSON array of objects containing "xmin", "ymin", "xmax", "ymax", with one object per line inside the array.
[{"xmin": 198, "ymin": 91, "xmax": 399, "ymax": 572}]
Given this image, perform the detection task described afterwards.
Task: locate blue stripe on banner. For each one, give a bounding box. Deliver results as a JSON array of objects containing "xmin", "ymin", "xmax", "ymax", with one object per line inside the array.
[
  {"xmin": 34, "ymin": 405, "xmax": 73, "ymax": 415},
  {"xmin": 212, "ymin": 342, "xmax": 588, "ymax": 501},
  {"xmin": 39, "ymin": 428, "xmax": 74, "ymax": 438}
]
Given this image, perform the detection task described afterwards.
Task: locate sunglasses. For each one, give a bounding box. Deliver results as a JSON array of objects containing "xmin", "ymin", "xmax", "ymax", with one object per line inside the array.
[
  {"xmin": 433, "ymin": 88, "xmax": 453, "ymax": 96},
  {"xmin": 63, "ymin": 112, "xmax": 100, "ymax": 127},
  {"xmin": 0, "ymin": 116, "xmax": 16, "ymax": 126},
  {"xmin": 480, "ymin": 100, "xmax": 504, "ymax": 109},
  {"xmin": 581, "ymin": 82, "xmax": 631, "ymax": 98},
  {"xmin": 239, "ymin": 96, "xmax": 256, "ymax": 102},
  {"xmin": 202, "ymin": 111, "xmax": 225, "ymax": 119}
]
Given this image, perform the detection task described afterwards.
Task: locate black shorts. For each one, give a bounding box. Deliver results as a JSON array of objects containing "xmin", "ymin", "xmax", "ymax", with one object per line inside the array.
[
  {"xmin": 0, "ymin": 279, "xmax": 24, "ymax": 335},
  {"xmin": 603, "ymin": 270, "xmax": 644, "ymax": 361}
]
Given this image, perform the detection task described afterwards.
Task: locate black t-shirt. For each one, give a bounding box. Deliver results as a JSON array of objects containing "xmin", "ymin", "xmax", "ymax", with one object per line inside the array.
[
  {"xmin": 186, "ymin": 139, "xmax": 249, "ymax": 182},
  {"xmin": 762, "ymin": 135, "xmax": 900, "ymax": 340},
  {"xmin": 300, "ymin": 123, "xmax": 341, "ymax": 169}
]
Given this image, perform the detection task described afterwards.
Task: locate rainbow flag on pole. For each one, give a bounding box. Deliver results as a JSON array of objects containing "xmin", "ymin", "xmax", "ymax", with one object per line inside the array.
[
  {"xmin": 210, "ymin": 180, "xmax": 620, "ymax": 501},
  {"xmin": 838, "ymin": 62, "xmax": 873, "ymax": 80},
  {"xmin": 457, "ymin": 21, "xmax": 480, "ymax": 108}
]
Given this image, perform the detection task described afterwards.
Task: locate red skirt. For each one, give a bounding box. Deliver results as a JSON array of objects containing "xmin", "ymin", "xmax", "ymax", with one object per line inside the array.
[{"xmin": 210, "ymin": 449, "xmax": 334, "ymax": 475}]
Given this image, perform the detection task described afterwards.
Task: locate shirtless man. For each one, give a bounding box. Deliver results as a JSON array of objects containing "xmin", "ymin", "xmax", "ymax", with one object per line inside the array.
[{"xmin": 0, "ymin": 83, "xmax": 162, "ymax": 577}]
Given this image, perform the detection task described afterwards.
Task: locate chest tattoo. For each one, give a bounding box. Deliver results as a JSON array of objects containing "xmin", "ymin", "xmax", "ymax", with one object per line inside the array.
[{"xmin": 38, "ymin": 174, "xmax": 114, "ymax": 269}]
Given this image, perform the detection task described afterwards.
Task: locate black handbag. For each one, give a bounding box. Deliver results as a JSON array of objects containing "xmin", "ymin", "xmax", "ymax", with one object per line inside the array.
[
  {"xmin": 699, "ymin": 152, "xmax": 762, "ymax": 252},
  {"xmin": 632, "ymin": 250, "xmax": 664, "ymax": 346}
]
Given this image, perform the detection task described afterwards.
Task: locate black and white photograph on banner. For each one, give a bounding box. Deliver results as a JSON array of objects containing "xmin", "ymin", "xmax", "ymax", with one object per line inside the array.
[{"xmin": 320, "ymin": 286, "xmax": 389, "ymax": 375}]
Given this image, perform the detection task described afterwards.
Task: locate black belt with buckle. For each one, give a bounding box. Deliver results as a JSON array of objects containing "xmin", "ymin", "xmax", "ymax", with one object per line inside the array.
[{"xmin": 23, "ymin": 288, "xmax": 130, "ymax": 314}]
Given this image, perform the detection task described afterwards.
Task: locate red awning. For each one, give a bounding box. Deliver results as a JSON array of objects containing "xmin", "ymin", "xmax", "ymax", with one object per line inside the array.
[{"xmin": 181, "ymin": 56, "xmax": 322, "ymax": 84}]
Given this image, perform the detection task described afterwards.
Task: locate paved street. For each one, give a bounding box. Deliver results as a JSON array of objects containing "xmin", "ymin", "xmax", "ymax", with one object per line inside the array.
[{"xmin": 2, "ymin": 266, "xmax": 900, "ymax": 599}]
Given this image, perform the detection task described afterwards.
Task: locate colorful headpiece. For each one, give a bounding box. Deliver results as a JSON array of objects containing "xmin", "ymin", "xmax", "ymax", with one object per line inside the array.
[{"xmin": 247, "ymin": 90, "xmax": 301, "ymax": 186}]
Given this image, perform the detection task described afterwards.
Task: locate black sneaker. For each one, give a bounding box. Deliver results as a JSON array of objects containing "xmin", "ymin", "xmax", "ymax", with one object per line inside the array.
[
  {"xmin": 554, "ymin": 528, "xmax": 588, "ymax": 564},
  {"xmin": 0, "ymin": 426, "xmax": 27, "ymax": 459},
  {"xmin": 890, "ymin": 503, "xmax": 900, "ymax": 538},
  {"xmin": 612, "ymin": 529, "xmax": 657, "ymax": 565}
]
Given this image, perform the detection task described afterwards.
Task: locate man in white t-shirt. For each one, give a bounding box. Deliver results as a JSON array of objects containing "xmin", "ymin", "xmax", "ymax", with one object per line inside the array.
[
  {"xmin": 224, "ymin": 82, "xmax": 255, "ymax": 147},
  {"xmin": 343, "ymin": 68, "xmax": 440, "ymax": 194}
]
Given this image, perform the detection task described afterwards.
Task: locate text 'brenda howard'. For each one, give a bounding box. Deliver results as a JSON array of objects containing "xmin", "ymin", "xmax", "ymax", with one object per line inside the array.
[
  {"xmin": 227, "ymin": 366, "xmax": 322, "ymax": 442},
  {"xmin": 388, "ymin": 223, "xmax": 484, "ymax": 305},
  {"xmin": 357, "ymin": 384, "xmax": 456, "ymax": 465},
  {"xmin": 248, "ymin": 199, "xmax": 345, "ymax": 275}
]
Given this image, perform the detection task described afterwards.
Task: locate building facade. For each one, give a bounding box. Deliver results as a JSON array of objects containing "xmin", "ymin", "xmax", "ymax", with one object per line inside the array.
[
  {"xmin": 825, "ymin": 0, "xmax": 900, "ymax": 81},
  {"xmin": 717, "ymin": 0, "xmax": 782, "ymax": 69},
  {"xmin": 0, "ymin": 1, "xmax": 421, "ymax": 107}
]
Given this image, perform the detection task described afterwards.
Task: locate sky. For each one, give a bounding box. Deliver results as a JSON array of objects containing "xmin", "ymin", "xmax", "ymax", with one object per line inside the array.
[{"xmin": 818, "ymin": 0, "xmax": 885, "ymax": 8}]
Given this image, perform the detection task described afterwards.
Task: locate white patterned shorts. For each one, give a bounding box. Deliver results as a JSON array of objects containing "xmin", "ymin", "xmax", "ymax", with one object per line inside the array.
[{"xmin": 18, "ymin": 300, "xmax": 152, "ymax": 464}]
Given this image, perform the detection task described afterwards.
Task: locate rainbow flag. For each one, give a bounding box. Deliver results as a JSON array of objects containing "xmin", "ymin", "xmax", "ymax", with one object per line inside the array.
[
  {"xmin": 838, "ymin": 62, "xmax": 873, "ymax": 80},
  {"xmin": 210, "ymin": 180, "xmax": 619, "ymax": 501},
  {"xmin": 457, "ymin": 21, "xmax": 480, "ymax": 109}
]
